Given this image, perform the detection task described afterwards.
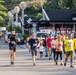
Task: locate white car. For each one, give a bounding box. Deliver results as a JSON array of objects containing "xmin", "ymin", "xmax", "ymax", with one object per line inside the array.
[{"xmin": 36, "ymin": 32, "xmax": 48, "ymax": 39}]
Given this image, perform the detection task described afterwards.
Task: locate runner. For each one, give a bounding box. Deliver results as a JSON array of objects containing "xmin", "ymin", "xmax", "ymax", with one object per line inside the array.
[
  {"xmin": 43, "ymin": 34, "xmax": 48, "ymax": 57},
  {"xmin": 64, "ymin": 34, "xmax": 74, "ymax": 68},
  {"xmin": 55, "ymin": 36, "xmax": 63, "ymax": 65},
  {"xmin": 51, "ymin": 36, "xmax": 57, "ymax": 62},
  {"xmin": 39, "ymin": 43, "xmax": 45, "ymax": 59},
  {"xmin": 28, "ymin": 32, "xmax": 40, "ymax": 66},
  {"xmin": 74, "ymin": 36, "xmax": 76, "ymax": 57},
  {"xmin": 47, "ymin": 34, "xmax": 53, "ymax": 60},
  {"xmin": 38, "ymin": 35, "xmax": 43, "ymax": 44},
  {"xmin": 7, "ymin": 29, "xmax": 20, "ymax": 65}
]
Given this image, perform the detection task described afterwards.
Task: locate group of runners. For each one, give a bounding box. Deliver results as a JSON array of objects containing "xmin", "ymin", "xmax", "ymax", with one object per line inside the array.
[
  {"xmin": 27, "ymin": 32, "xmax": 76, "ymax": 68},
  {"xmin": 5, "ymin": 28, "xmax": 76, "ymax": 68}
]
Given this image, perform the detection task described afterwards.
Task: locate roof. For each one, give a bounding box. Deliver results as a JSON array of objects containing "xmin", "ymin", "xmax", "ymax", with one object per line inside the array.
[{"xmin": 44, "ymin": 9, "xmax": 76, "ymax": 22}]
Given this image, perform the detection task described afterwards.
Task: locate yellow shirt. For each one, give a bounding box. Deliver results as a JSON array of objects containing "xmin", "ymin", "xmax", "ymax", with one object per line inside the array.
[
  {"xmin": 64, "ymin": 39, "xmax": 74, "ymax": 51},
  {"xmin": 74, "ymin": 38, "xmax": 76, "ymax": 49},
  {"xmin": 64, "ymin": 39, "xmax": 68, "ymax": 51}
]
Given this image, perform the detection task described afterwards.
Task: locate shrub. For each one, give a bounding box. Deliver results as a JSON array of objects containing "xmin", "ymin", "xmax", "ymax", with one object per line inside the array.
[{"xmin": 22, "ymin": 34, "xmax": 28, "ymax": 40}]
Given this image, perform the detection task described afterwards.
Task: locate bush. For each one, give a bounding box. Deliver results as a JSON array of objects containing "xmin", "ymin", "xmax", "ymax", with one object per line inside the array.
[
  {"xmin": 15, "ymin": 26, "xmax": 22, "ymax": 33},
  {"xmin": 22, "ymin": 34, "xmax": 28, "ymax": 40},
  {"xmin": 6, "ymin": 25, "xmax": 22, "ymax": 33},
  {"xmin": 6, "ymin": 24, "xmax": 12, "ymax": 32},
  {"xmin": 36, "ymin": 13, "xmax": 43, "ymax": 19}
]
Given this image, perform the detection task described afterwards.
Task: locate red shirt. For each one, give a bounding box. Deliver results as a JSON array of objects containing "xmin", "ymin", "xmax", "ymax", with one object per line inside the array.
[{"xmin": 47, "ymin": 37, "xmax": 53, "ymax": 48}]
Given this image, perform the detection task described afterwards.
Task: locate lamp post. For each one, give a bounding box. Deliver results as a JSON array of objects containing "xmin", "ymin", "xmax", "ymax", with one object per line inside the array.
[
  {"xmin": 19, "ymin": 2, "xmax": 27, "ymax": 34},
  {"xmin": 14, "ymin": 6, "xmax": 20, "ymax": 24},
  {"xmin": 8, "ymin": 11, "xmax": 13, "ymax": 27},
  {"xmin": 11, "ymin": 10, "xmax": 15, "ymax": 27}
]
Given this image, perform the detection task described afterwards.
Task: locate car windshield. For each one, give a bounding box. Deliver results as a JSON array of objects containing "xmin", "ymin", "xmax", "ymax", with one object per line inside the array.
[
  {"xmin": 17, "ymin": 33, "xmax": 23, "ymax": 39},
  {"xmin": 36, "ymin": 33, "xmax": 46, "ymax": 37}
]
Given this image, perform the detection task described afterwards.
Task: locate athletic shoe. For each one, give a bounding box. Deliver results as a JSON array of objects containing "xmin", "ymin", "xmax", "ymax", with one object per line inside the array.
[
  {"xmin": 55, "ymin": 62, "xmax": 58, "ymax": 65},
  {"xmin": 49, "ymin": 58, "xmax": 51, "ymax": 60},
  {"xmin": 11, "ymin": 61, "xmax": 14, "ymax": 65},
  {"xmin": 64, "ymin": 63, "xmax": 66, "ymax": 66},
  {"xmin": 33, "ymin": 63, "xmax": 36, "ymax": 66},
  {"xmin": 70, "ymin": 65, "xmax": 74, "ymax": 68},
  {"xmin": 60, "ymin": 63, "xmax": 63, "ymax": 66}
]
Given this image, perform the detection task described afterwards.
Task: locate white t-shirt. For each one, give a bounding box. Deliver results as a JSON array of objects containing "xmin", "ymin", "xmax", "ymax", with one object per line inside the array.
[
  {"xmin": 39, "ymin": 46, "xmax": 44, "ymax": 52},
  {"xmin": 51, "ymin": 40, "xmax": 56, "ymax": 48}
]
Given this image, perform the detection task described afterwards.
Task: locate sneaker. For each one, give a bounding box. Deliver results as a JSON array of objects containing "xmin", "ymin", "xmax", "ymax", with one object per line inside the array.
[
  {"xmin": 33, "ymin": 63, "xmax": 36, "ymax": 66},
  {"xmin": 70, "ymin": 65, "xmax": 74, "ymax": 68},
  {"xmin": 49, "ymin": 57, "xmax": 52, "ymax": 60},
  {"xmin": 64, "ymin": 63, "xmax": 66, "ymax": 66},
  {"xmin": 60, "ymin": 63, "xmax": 63, "ymax": 66},
  {"xmin": 55, "ymin": 62, "xmax": 58, "ymax": 65},
  {"xmin": 11, "ymin": 61, "xmax": 14, "ymax": 65},
  {"xmin": 49, "ymin": 58, "xmax": 50, "ymax": 60}
]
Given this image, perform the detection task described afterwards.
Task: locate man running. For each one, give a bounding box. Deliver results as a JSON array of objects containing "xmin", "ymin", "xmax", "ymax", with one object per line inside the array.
[
  {"xmin": 28, "ymin": 32, "xmax": 40, "ymax": 66},
  {"xmin": 7, "ymin": 29, "xmax": 20, "ymax": 65},
  {"xmin": 47, "ymin": 34, "xmax": 53, "ymax": 60},
  {"xmin": 64, "ymin": 34, "xmax": 74, "ymax": 68}
]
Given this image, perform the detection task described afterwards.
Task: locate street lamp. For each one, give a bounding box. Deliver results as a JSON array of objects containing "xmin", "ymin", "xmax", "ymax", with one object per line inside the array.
[
  {"xmin": 14, "ymin": 6, "xmax": 20, "ymax": 23},
  {"xmin": 19, "ymin": 1, "xmax": 27, "ymax": 34},
  {"xmin": 8, "ymin": 11, "xmax": 13, "ymax": 27},
  {"xmin": 10, "ymin": 10, "xmax": 15, "ymax": 27}
]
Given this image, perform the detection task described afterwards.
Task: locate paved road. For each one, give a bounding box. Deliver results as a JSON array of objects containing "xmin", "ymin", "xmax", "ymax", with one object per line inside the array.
[{"xmin": 0, "ymin": 37, "xmax": 76, "ymax": 75}]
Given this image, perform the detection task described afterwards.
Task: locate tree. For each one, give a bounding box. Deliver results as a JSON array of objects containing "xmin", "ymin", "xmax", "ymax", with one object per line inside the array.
[
  {"xmin": 44, "ymin": 0, "xmax": 60, "ymax": 9},
  {"xmin": 0, "ymin": 0, "xmax": 7, "ymax": 26},
  {"xmin": 44, "ymin": 0, "xmax": 76, "ymax": 9}
]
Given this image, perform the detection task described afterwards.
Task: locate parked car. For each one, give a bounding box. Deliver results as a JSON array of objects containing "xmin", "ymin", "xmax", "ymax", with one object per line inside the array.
[
  {"xmin": 16, "ymin": 33, "xmax": 25, "ymax": 44},
  {"xmin": 4, "ymin": 32, "xmax": 11, "ymax": 42}
]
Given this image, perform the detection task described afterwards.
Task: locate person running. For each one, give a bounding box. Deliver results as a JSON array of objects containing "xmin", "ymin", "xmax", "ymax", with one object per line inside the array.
[
  {"xmin": 55, "ymin": 36, "xmax": 63, "ymax": 65},
  {"xmin": 38, "ymin": 35, "xmax": 43, "ymax": 44},
  {"xmin": 26, "ymin": 35, "xmax": 31, "ymax": 52},
  {"xmin": 39, "ymin": 43, "xmax": 45, "ymax": 59},
  {"xmin": 28, "ymin": 32, "xmax": 40, "ymax": 66},
  {"xmin": 74, "ymin": 36, "xmax": 76, "ymax": 57},
  {"xmin": 47, "ymin": 34, "xmax": 53, "ymax": 60},
  {"xmin": 64, "ymin": 34, "xmax": 74, "ymax": 68},
  {"xmin": 43, "ymin": 34, "xmax": 48, "ymax": 57},
  {"xmin": 51, "ymin": 36, "xmax": 57, "ymax": 62},
  {"xmin": 7, "ymin": 29, "xmax": 20, "ymax": 65}
]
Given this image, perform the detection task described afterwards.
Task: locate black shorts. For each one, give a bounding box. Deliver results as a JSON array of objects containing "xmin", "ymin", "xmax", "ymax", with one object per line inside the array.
[
  {"xmin": 9, "ymin": 44, "xmax": 16, "ymax": 52},
  {"xmin": 40, "ymin": 52, "xmax": 43, "ymax": 54},
  {"xmin": 31, "ymin": 50, "xmax": 37, "ymax": 56}
]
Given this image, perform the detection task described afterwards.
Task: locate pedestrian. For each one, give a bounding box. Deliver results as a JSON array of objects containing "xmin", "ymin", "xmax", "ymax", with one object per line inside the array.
[
  {"xmin": 47, "ymin": 34, "xmax": 53, "ymax": 60},
  {"xmin": 43, "ymin": 34, "xmax": 48, "ymax": 57},
  {"xmin": 6, "ymin": 29, "xmax": 20, "ymax": 65},
  {"xmin": 39, "ymin": 43, "xmax": 45, "ymax": 59},
  {"xmin": 55, "ymin": 36, "xmax": 63, "ymax": 65},
  {"xmin": 74, "ymin": 36, "xmax": 76, "ymax": 57},
  {"xmin": 64, "ymin": 34, "xmax": 74, "ymax": 68},
  {"xmin": 28, "ymin": 32, "xmax": 40, "ymax": 66},
  {"xmin": 51, "ymin": 36, "xmax": 57, "ymax": 62}
]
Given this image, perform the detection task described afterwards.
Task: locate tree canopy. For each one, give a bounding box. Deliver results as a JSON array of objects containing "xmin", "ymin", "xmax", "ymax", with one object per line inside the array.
[{"xmin": 0, "ymin": 0, "xmax": 7, "ymax": 26}]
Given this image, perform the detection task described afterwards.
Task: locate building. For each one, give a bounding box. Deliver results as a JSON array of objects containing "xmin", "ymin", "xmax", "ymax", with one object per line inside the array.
[{"xmin": 32, "ymin": 8, "xmax": 76, "ymax": 34}]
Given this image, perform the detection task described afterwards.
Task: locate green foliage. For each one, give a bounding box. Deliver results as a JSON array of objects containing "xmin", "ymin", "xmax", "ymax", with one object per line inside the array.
[
  {"xmin": 15, "ymin": 26, "xmax": 22, "ymax": 33},
  {"xmin": 6, "ymin": 24, "xmax": 12, "ymax": 32},
  {"xmin": 6, "ymin": 25, "xmax": 22, "ymax": 33},
  {"xmin": 44, "ymin": 0, "xmax": 76, "ymax": 9},
  {"xmin": 36, "ymin": 13, "xmax": 43, "ymax": 19},
  {"xmin": 0, "ymin": 0, "xmax": 7, "ymax": 27},
  {"xmin": 22, "ymin": 33, "xmax": 28, "ymax": 39}
]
